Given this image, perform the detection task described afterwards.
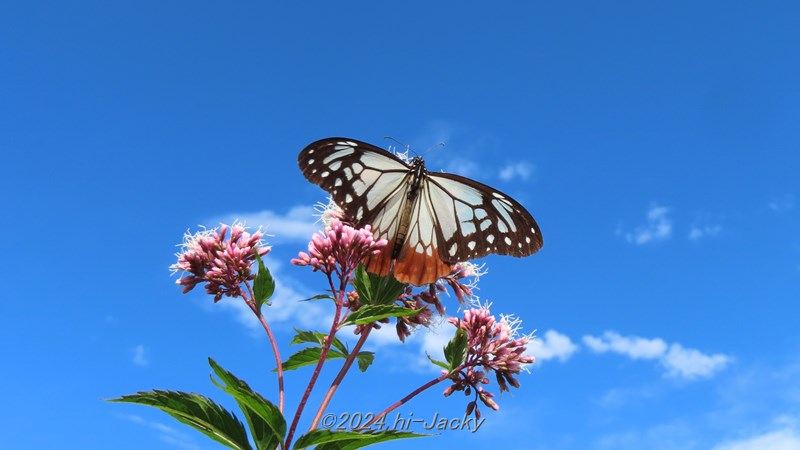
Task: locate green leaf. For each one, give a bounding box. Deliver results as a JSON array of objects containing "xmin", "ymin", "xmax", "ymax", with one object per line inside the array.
[
  {"xmin": 279, "ymin": 347, "xmax": 347, "ymax": 372},
  {"xmin": 341, "ymin": 305, "xmax": 425, "ymax": 327},
  {"xmin": 108, "ymin": 390, "xmax": 252, "ymax": 450},
  {"xmin": 444, "ymin": 329, "xmax": 468, "ymax": 374},
  {"xmin": 208, "ymin": 358, "xmax": 286, "ymax": 450},
  {"xmin": 425, "ymin": 353, "xmax": 449, "ymax": 371},
  {"xmin": 253, "ymin": 251, "xmax": 275, "ymax": 310},
  {"xmin": 291, "ymin": 329, "xmax": 349, "ymax": 355},
  {"xmin": 355, "ymin": 352, "xmax": 375, "ymax": 372},
  {"xmin": 353, "ymin": 265, "xmax": 406, "ymax": 306},
  {"xmin": 293, "ymin": 429, "xmax": 427, "ymax": 450},
  {"xmin": 301, "ymin": 294, "xmax": 334, "ymax": 302}
]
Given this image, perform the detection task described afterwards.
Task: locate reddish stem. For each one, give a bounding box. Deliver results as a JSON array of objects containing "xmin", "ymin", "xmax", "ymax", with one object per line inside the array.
[
  {"xmin": 284, "ymin": 273, "xmax": 345, "ymax": 449},
  {"xmin": 360, "ymin": 372, "xmax": 450, "ymax": 429},
  {"xmin": 245, "ymin": 282, "xmax": 285, "ymax": 413},
  {"xmin": 309, "ymin": 326, "xmax": 372, "ymax": 430}
]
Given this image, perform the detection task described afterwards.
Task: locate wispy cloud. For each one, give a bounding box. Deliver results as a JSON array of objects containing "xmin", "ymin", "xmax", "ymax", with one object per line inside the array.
[
  {"xmin": 212, "ymin": 256, "xmax": 329, "ymax": 332},
  {"xmin": 712, "ymin": 418, "xmax": 800, "ymax": 450},
  {"xmin": 768, "ymin": 194, "xmax": 794, "ymax": 212},
  {"xmin": 442, "ymin": 159, "xmax": 481, "ymax": 178},
  {"xmin": 498, "ymin": 162, "xmax": 535, "ymax": 182},
  {"xmin": 215, "ymin": 205, "xmax": 318, "ymax": 245},
  {"xmin": 529, "ymin": 330, "xmax": 579, "ymax": 363},
  {"xmin": 620, "ymin": 204, "xmax": 672, "ymax": 245},
  {"xmin": 116, "ymin": 414, "xmax": 200, "ymax": 450},
  {"xmin": 689, "ymin": 225, "xmax": 722, "ymax": 240},
  {"xmin": 132, "ymin": 345, "xmax": 149, "ymax": 366},
  {"xmin": 583, "ymin": 331, "xmax": 731, "ymax": 380},
  {"xmin": 583, "ymin": 332, "xmax": 667, "ymax": 359}
]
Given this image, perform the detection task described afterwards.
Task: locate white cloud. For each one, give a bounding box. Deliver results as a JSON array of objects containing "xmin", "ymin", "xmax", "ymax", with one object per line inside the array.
[
  {"xmin": 132, "ymin": 345, "xmax": 149, "ymax": 366},
  {"xmin": 768, "ymin": 194, "xmax": 794, "ymax": 212},
  {"xmin": 622, "ymin": 205, "xmax": 673, "ymax": 245},
  {"xmin": 529, "ymin": 330, "xmax": 579, "ymax": 362},
  {"xmin": 583, "ymin": 331, "xmax": 730, "ymax": 380},
  {"xmin": 212, "ymin": 256, "xmax": 329, "ymax": 332},
  {"xmin": 216, "ymin": 205, "xmax": 318, "ymax": 245},
  {"xmin": 689, "ymin": 225, "xmax": 722, "ymax": 240},
  {"xmin": 713, "ymin": 424, "xmax": 800, "ymax": 450},
  {"xmin": 498, "ymin": 162, "xmax": 535, "ymax": 182},
  {"xmin": 662, "ymin": 343, "xmax": 731, "ymax": 379},
  {"xmin": 583, "ymin": 331, "xmax": 667, "ymax": 359}
]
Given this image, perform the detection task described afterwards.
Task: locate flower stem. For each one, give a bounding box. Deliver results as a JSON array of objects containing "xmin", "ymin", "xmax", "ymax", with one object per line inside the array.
[
  {"xmin": 245, "ymin": 282, "xmax": 285, "ymax": 413},
  {"xmin": 284, "ymin": 273, "xmax": 344, "ymax": 449},
  {"xmin": 360, "ymin": 373, "xmax": 449, "ymax": 429},
  {"xmin": 309, "ymin": 326, "xmax": 372, "ymax": 430}
]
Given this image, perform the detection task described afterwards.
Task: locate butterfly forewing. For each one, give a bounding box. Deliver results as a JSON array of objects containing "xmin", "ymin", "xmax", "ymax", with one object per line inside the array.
[
  {"xmin": 425, "ymin": 173, "xmax": 543, "ymax": 262},
  {"xmin": 298, "ymin": 138, "xmax": 411, "ymax": 225}
]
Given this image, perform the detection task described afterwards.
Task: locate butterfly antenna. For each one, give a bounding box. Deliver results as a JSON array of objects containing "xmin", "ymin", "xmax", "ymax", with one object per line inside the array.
[
  {"xmin": 383, "ymin": 136, "xmax": 417, "ymax": 157},
  {"xmin": 421, "ymin": 141, "xmax": 445, "ymax": 158}
]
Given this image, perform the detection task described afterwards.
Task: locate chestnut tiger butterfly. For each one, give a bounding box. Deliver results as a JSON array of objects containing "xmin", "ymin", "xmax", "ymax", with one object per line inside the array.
[{"xmin": 298, "ymin": 137, "xmax": 543, "ymax": 286}]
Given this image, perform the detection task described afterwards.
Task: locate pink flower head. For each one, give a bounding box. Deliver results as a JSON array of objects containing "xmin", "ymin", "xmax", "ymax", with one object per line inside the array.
[
  {"xmin": 171, "ymin": 223, "xmax": 270, "ymax": 302},
  {"xmin": 440, "ymin": 262, "xmax": 486, "ymax": 304},
  {"xmin": 444, "ymin": 307, "xmax": 534, "ymax": 414},
  {"xmin": 291, "ymin": 218, "xmax": 387, "ymax": 278}
]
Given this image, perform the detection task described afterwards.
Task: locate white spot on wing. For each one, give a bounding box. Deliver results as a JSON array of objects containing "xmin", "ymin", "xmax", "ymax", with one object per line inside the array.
[
  {"xmin": 329, "ymin": 161, "xmax": 342, "ymax": 171},
  {"xmin": 504, "ymin": 236, "xmax": 512, "ymax": 245},
  {"xmin": 468, "ymin": 241, "xmax": 476, "ymax": 250},
  {"xmin": 487, "ymin": 234, "xmax": 495, "ymax": 243}
]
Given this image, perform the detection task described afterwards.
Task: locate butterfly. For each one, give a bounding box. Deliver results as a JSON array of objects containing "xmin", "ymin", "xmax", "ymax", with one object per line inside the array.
[{"xmin": 298, "ymin": 137, "xmax": 543, "ymax": 286}]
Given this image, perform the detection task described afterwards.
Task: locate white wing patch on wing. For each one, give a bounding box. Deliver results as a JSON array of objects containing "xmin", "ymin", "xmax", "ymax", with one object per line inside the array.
[
  {"xmin": 403, "ymin": 186, "xmax": 440, "ymax": 259},
  {"xmin": 433, "ymin": 177, "xmax": 485, "ymax": 206},
  {"xmin": 368, "ymin": 183, "xmax": 409, "ymax": 245}
]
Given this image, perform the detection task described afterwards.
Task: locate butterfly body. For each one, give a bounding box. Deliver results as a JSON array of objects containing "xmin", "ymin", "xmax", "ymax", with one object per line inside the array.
[{"xmin": 299, "ymin": 138, "xmax": 543, "ymax": 286}]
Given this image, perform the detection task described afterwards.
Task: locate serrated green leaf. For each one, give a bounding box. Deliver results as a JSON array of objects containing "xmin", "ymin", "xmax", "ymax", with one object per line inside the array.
[
  {"xmin": 444, "ymin": 329, "xmax": 468, "ymax": 373},
  {"xmin": 294, "ymin": 429, "xmax": 427, "ymax": 450},
  {"xmin": 425, "ymin": 352, "xmax": 449, "ymax": 371},
  {"xmin": 253, "ymin": 252, "xmax": 275, "ymax": 310},
  {"xmin": 291, "ymin": 329, "xmax": 349, "ymax": 355},
  {"xmin": 355, "ymin": 352, "xmax": 375, "ymax": 372},
  {"xmin": 108, "ymin": 390, "xmax": 252, "ymax": 450},
  {"xmin": 341, "ymin": 305, "xmax": 425, "ymax": 326},
  {"xmin": 353, "ymin": 265, "xmax": 406, "ymax": 306},
  {"xmin": 279, "ymin": 347, "xmax": 347, "ymax": 372},
  {"xmin": 208, "ymin": 358, "xmax": 286, "ymax": 450}
]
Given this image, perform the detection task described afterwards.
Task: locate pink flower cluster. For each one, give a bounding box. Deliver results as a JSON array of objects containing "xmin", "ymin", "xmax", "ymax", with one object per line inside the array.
[
  {"xmin": 291, "ymin": 219, "xmax": 386, "ymax": 278},
  {"xmin": 171, "ymin": 223, "xmax": 270, "ymax": 302},
  {"xmin": 444, "ymin": 308, "xmax": 535, "ymax": 415}
]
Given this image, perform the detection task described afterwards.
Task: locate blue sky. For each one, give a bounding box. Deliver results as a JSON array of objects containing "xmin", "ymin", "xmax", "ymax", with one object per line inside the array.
[{"xmin": 2, "ymin": 1, "xmax": 799, "ymax": 449}]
